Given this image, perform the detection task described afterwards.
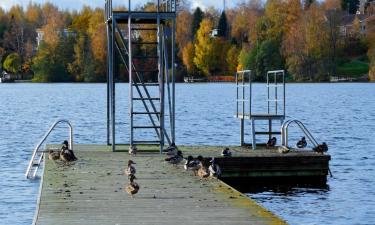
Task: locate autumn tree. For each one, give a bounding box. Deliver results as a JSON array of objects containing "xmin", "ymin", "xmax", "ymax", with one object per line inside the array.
[
  {"xmin": 176, "ymin": 10, "xmax": 193, "ymax": 56},
  {"xmin": 217, "ymin": 11, "xmax": 228, "ymax": 38},
  {"xmin": 194, "ymin": 19, "xmax": 215, "ymax": 76},
  {"xmin": 182, "ymin": 42, "xmax": 196, "ymax": 76},
  {"xmin": 192, "ymin": 7, "xmax": 204, "ymax": 40},
  {"xmin": 341, "ymin": 0, "xmax": 360, "ymax": 13},
  {"xmin": 3, "ymin": 53, "xmax": 21, "ymax": 74}
]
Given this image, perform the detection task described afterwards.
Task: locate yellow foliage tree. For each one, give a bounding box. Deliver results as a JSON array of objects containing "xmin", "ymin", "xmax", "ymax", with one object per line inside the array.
[
  {"xmin": 193, "ymin": 19, "xmax": 214, "ymax": 76},
  {"xmin": 182, "ymin": 42, "xmax": 196, "ymax": 76}
]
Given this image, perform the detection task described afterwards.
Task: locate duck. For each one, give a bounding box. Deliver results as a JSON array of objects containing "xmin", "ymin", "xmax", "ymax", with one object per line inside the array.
[
  {"xmin": 166, "ymin": 142, "xmax": 178, "ymax": 156},
  {"xmin": 313, "ymin": 142, "xmax": 328, "ymax": 154},
  {"xmin": 124, "ymin": 160, "xmax": 136, "ymax": 178},
  {"xmin": 184, "ymin": 155, "xmax": 201, "ymax": 175},
  {"xmin": 208, "ymin": 157, "xmax": 221, "ymax": 178},
  {"xmin": 165, "ymin": 150, "xmax": 183, "ymax": 165},
  {"xmin": 296, "ymin": 137, "xmax": 307, "ymax": 148},
  {"xmin": 129, "ymin": 145, "xmax": 137, "ymax": 156},
  {"xmin": 125, "ymin": 174, "xmax": 140, "ymax": 198},
  {"xmin": 221, "ymin": 148, "xmax": 232, "ymax": 157},
  {"xmin": 266, "ymin": 137, "xmax": 277, "ymax": 148},
  {"xmin": 197, "ymin": 159, "xmax": 210, "ymax": 178},
  {"xmin": 60, "ymin": 140, "xmax": 77, "ymax": 162},
  {"xmin": 48, "ymin": 150, "xmax": 60, "ymax": 160}
]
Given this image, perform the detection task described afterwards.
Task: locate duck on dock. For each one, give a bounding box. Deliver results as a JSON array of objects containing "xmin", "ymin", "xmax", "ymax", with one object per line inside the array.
[
  {"xmin": 165, "ymin": 150, "xmax": 184, "ymax": 165},
  {"xmin": 48, "ymin": 150, "xmax": 60, "ymax": 161},
  {"xmin": 297, "ymin": 137, "xmax": 307, "ymax": 148},
  {"xmin": 166, "ymin": 142, "xmax": 178, "ymax": 156},
  {"xmin": 221, "ymin": 148, "xmax": 232, "ymax": 157},
  {"xmin": 124, "ymin": 160, "xmax": 136, "ymax": 178},
  {"xmin": 129, "ymin": 145, "xmax": 137, "ymax": 156},
  {"xmin": 313, "ymin": 142, "xmax": 328, "ymax": 154},
  {"xmin": 197, "ymin": 159, "xmax": 210, "ymax": 178},
  {"xmin": 184, "ymin": 155, "xmax": 201, "ymax": 175},
  {"xmin": 208, "ymin": 158, "xmax": 221, "ymax": 178},
  {"xmin": 60, "ymin": 140, "xmax": 77, "ymax": 162},
  {"xmin": 266, "ymin": 137, "xmax": 277, "ymax": 148},
  {"xmin": 125, "ymin": 174, "xmax": 140, "ymax": 198}
]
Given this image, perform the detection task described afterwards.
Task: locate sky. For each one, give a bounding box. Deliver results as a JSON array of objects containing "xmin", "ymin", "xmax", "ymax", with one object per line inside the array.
[{"xmin": 0, "ymin": 0, "xmax": 245, "ymax": 11}]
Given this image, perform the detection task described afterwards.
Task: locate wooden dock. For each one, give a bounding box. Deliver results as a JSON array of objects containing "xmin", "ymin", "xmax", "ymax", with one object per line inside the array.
[{"xmin": 33, "ymin": 145, "xmax": 330, "ymax": 225}]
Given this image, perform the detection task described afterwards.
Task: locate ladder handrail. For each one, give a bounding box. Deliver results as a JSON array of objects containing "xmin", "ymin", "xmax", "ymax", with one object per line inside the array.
[
  {"xmin": 281, "ymin": 119, "xmax": 319, "ymax": 148},
  {"xmin": 25, "ymin": 119, "xmax": 73, "ymax": 179}
]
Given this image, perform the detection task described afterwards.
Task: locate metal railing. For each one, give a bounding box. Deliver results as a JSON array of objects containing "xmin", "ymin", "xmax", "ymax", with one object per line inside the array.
[
  {"xmin": 25, "ymin": 120, "xmax": 73, "ymax": 179},
  {"xmin": 281, "ymin": 119, "xmax": 319, "ymax": 149}
]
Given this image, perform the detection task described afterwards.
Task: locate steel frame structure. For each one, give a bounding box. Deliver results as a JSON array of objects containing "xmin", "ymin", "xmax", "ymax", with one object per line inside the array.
[{"xmin": 105, "ymin": 0, "xmax": 176, "ymax": 153}]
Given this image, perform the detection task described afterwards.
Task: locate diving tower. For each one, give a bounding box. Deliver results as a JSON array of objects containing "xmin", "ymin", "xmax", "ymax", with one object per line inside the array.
[
  {"xmin": 235, "ymin": 70, "xmax": 286, "ymax": 149},
  {"xmin": 105, "ymin": 0, "xmax": 176, "ymax": 153}
]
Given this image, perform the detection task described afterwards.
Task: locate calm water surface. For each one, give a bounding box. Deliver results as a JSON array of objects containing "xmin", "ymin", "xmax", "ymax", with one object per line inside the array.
[{"xmin": 0, "ymin": 83, "xmax": 374, "ymax": 224}]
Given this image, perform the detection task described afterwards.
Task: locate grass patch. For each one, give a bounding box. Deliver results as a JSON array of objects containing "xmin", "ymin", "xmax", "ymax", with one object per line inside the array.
[{"xmin": 337, "ymin": 59, "xmax": 369, "ymax": 77}]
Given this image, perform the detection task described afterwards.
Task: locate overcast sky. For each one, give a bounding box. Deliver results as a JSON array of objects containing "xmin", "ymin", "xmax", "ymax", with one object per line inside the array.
[{"xmin": 0, "ymin": 0, "xmax": 245, "ymax": 11}]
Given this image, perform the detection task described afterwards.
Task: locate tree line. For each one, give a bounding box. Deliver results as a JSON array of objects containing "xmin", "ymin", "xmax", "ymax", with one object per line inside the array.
[{"xmin": 0, "ymin": 1, "xmax": 374, "ymax": 82}]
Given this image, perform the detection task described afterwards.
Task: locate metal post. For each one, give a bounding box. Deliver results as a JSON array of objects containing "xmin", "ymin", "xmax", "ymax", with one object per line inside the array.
[
  {"xmin": 172, "ymin": 18, "xmax": 176, "ymax": 143},
  {"xmin": 240, "ymin": 119, "xmax": 244, "ymax": 146},
  {"xmin": 106, "ymin": 7, "xmax": 111, "ymax": 146},
  {"xmin": 111, "ymin": 18, "xmax": 116, "ymax": 152},
  {"xmin": 267, "ymin": 72, "xmax": 270, "ymax": 114},
  {"xmin": 128, "ymin": 0, "xmax": 133, "ymax": 148},
  {"xmin": 283, "ymin": 70, "xmax": 286, "ymax": 117},
  {"xmin": 249, "ymin": 70, "xmax": 252, "ymax": 117},
  {"xmin": 275, "ymin": 72, "xmax": 277, "ymax": 114}
]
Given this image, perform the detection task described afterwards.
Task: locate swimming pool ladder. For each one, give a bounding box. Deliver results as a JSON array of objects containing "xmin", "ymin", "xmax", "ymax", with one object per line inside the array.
[
  {"xmin": 25, "ymin": 119, "xmax": 73, "ymax": 179},
  {"xmin": 281, "ymin": 119, "xmax": 319, "ymax": 149}
]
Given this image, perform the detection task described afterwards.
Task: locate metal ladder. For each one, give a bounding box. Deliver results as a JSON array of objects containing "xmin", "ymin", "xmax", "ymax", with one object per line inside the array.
[
  {"xmin": 25, "ymin": 120, "xmax": 73, "ymax": 179},
  {"xmin": 111, "ymin": 22, "xmax": 173, "ymax": 151},
  {"xmin": 281, "ymin": 119, "xmax": 319, "ymax": 149}
]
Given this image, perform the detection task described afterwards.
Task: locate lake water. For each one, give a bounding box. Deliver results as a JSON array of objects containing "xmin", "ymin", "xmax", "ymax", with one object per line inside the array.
[{"xmin": 0, "ymin": 83, "xmax": 375, "ymax": 224}]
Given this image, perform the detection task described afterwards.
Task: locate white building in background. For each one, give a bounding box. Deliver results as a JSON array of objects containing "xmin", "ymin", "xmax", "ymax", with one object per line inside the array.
[{"xmin": 35, "ymin": 28, "xmax": 76, "ymax": 48}]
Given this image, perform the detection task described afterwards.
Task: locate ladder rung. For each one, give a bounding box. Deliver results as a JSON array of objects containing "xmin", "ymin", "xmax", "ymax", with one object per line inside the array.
[
  {"xmin": 133, "ymin": 97, "xmax": 160, "ymax": 100},
  {"xmin": 133, "ymin": 141, "xmax": 161, "ymax": 144},
  {"xmin": 133, "ymin": 126, "xmax": 161, "ymax": 129},
  {"xmin": 131, "ymin": 28, "xmax": 157, "ymax": 31},
  {"xmin": 255, "ymin": 132, "xmax": 282, "ymax": 135},
  {"xmin": 132, "ymin": 70, "xmax": 159, "ymax": 73},
  {"xmin": 132, "ymin": 112, "xmax": 160, "ymax": 115},
  {"xmin": 133, "ymin": 83, "xmax": 159, "ymax": 86},
  {"xmin": 132, "ymin": 42, "xmax": 158, "ymax": 45},
  {"xmin": 133, "ymin": 56, "xmax": 158, "ymax": 59}
]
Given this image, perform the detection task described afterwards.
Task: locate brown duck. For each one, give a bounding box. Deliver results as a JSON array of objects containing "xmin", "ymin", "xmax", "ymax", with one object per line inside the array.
[{"xmin": 125, "ymin": 174, "xmax": 140, "ymax": 198}]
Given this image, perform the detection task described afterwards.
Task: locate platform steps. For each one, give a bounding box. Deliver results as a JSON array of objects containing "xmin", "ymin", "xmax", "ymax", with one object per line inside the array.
[{"xmin": 112, "ymin": 23, "xmax": 172, "ymax": 148}]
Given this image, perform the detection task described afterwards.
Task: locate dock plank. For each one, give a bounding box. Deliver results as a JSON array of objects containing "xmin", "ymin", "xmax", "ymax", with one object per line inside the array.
[{"xmin": 35, "ymin": 145, "xmax": 287, "ymax": 225}]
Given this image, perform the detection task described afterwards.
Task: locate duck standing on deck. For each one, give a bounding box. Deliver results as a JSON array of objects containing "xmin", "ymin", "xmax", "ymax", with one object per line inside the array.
[
  {"xmin": 129, "ymin": 145, "xmax": 137, "ymax": 156},
  {"xmin": 125, "ymin": 174, "xmax": 140, "ymax": 198},
  {"xmin": 166, "ymin": 142, "xmax": 178, "ymax": 156},
  {"xmin": 197, "ymin": 158, "xmax": 210, "ymax": 178},
  {"xmin": 208, "ymin": 157, "xmax": 221, "ymax": 178},
  {"xmin": 266, "ymin": 137, "xmax": 277, "ymax": 148},
  {"xmin": 60, "ymin": 140, "xmax": 77, "ymax": 162},
  {"xmin": 124, "ymin": 160, "xmax": 136, "ymax": 178},
  {"xmin": 297, "ymin": 137, "xmax": 307, "ymax": 148},
  {"xmin": 165, "ymin": 150, "xmax": 183, "ymax": 165},
  {"xmin": 184, "ymin": 155, "xmax": 201, "ymax": 175},
  {"xmin": 48, "ymin": 150, "xmax": 60, "ymax": 161},
  {"xmin": 221, "ymin": 148, "xmax": 232, "ymax": 157}
]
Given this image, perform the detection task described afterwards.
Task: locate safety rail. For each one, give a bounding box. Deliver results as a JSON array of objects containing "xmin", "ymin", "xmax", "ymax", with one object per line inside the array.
[
  {"xmin": 25, "ymin": 120, "xmax": 73, "ymax": 179},
  {"xmin": 281, "ymin": 119, "xmax": 319, "ymax": 149}
]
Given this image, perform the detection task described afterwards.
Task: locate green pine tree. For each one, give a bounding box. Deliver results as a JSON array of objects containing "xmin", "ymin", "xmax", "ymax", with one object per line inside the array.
[
  {"xmin": 192, "ymin": 7, "xmax": 204, "ymax": 40},
  {"xmin": 217, "ymin": 11, "xmax": 228, "ymax": 38}
]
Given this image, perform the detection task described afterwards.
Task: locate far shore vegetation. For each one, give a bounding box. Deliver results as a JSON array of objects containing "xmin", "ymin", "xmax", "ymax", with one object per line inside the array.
[{"xmin": 0, "ymin": 0, "xmax": 374, "ymax": 83}]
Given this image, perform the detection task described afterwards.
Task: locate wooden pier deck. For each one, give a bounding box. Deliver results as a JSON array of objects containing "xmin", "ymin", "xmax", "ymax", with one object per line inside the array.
[{"xmin": 34, "ymin": 145, "xmax": 289, "ymax": 225}]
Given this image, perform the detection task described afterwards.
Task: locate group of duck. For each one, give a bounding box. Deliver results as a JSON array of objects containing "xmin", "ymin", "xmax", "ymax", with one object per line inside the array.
[
  {"xmin": 48, "ymin": 140, "xmax": 77, "ymax": 163},
  {"xmin": 124, "ymin": 159, "xmax": 140, "ymax": 197},
  {"xmin": 164, "ymin": 144, "xmax": 233, "ymax": 179}
]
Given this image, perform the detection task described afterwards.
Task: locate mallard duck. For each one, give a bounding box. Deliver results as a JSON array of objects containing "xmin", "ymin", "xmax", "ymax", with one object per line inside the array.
[
  {"xmin": 48, "ymin": 150, "xmax": 60, "ymax": 160},
  {"xmin": 208, "ymin": 157, "xmax": 221, "ymax": 178},
  {"xmin": 313, "ymin": 142, "xmax": 328, "ymax": 154},
  {"xmin": 184, "ymin": 155, "xmax": 201, "ymax": 175},
  {"xmin": 221, "ymin": 148, "xmax": 232, "ymax": 157},
  {"xmin": 125, "ymin": 160, "xmax": 136, "ymax": 178},
  {"xmin": 197, "ymin": 159, "xmax": 209, "ymax": 178},
  {"xmin": 266, "ymin": 137, "xmax": 277, "ymax": 148},
  {"xmin": 165, "ymin": 150, "xmax": 183, "ymax": 165},
  {"xmin": 129, "ymin": 145, "xmax": 137, "ymax": 156},
  {"xmin": 166, "ymin": 142, "xmax": 178, "ymax": 156},
  {"xmin": 125, "ymin": 174, "xmax": 140, "ymax": 198},
  {"xmin": 62, "ymin": 140, "xmax": 77, "ymax": 160},
  {"xmin": 297, "ymin": 137, "xmax": 307, "ymax": 148}
]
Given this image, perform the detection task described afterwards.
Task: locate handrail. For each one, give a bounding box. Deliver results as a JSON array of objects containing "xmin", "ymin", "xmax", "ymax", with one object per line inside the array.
[
  {"xmin": 25, "ymin": 119, "xmax": 73, "ymax": 179},
  {"xmin": 281, "ymin": 119, "xmax": 319, "ymax": 149}
]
